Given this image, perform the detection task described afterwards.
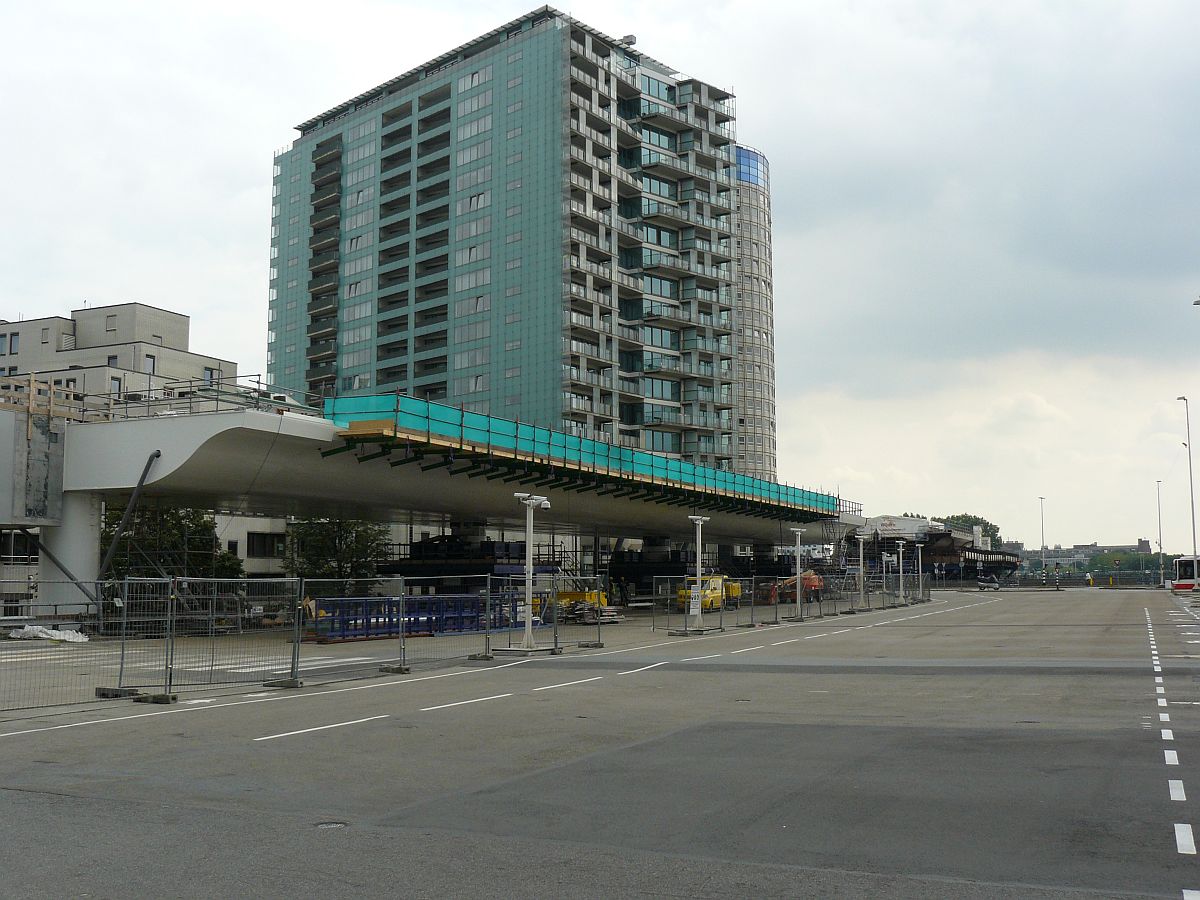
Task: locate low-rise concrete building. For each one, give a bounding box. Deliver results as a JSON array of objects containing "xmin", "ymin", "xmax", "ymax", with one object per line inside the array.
[{"xmin": 1, "ymin": 302, "xmax": 235, "ymax": 400}]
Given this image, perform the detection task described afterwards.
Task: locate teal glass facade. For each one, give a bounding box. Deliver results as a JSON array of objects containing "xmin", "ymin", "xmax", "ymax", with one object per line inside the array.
[
  {"xmin": 267, "ymin": 8, "xmax": 742, "ymax": 472},
  {"xmin": 733, "ymin": 145, "xmax": 776, "ymax": 479}
]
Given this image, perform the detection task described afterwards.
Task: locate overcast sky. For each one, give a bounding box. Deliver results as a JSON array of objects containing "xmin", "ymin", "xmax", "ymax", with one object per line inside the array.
[{"xmin": 2, "ymin": 1, "xmax": 1197, "ymax": 550}]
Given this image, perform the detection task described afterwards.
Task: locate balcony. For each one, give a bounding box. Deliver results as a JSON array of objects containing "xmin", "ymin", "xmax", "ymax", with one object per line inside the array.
[
  {"xmin": 307, "ymin": 273, "xmax": 338, "ymax": 295},
  {"xmin": 310, "ymin": 207, "xmax": 339, "ymax": 230},
  {"xmin": 568, "ymin": 255, "xmax": 614, "ymax": 282},
  {"xmin": 642, "ymin": 406, "xmax": 683, "ymax": 427},
  {"xmin": 565, "ymin": 338, "xmax": 601, "ymax": 357},
  {"xmin": 307, "ymin": 294, "xmax": 337, "ymax": 316},
  {"xmin": 563, "ymin": 394, "xmax": 595, "ymax": 415},
  {"xmin": 640, "ymin": 199, "xmax": 687, "ymax": 226},
  {"xmin": 306, "ymin": 318, "xmax": 337, "ymax": 339},
  {"xmin": 311, "ymin": 144, "xmax": 341, "ymax": 167},
  {"xmin": 305, "ymin": 361, "xmax": 336, "ymax": 381},
  {"xmin": 306, "ymin": 339, "xmax": 336, "ymax": 361},
  {"xmin": 564, "ymin": 366, "xmax": 613, "ymax": 388},
  {"xmin": 640, "ymin": 250, "xmax": 688, "ymax": 276},
  {"xmin": 312, "ymin": 162, "xmax": 341, "ymax": 188},
  {"xmin": 311, "ymin": 185, "xmax": 341, "ymax": 210},
  {"xmin": 309, "ymin": 228, "xmax": 339, "ymax": 252},
  {"xmin": 308, "ymin": 249, "xmax": 339, "ymax": 273},
  {"xmin": 565, "ymin": 310, "xmax": 602, "ymax": 332},
  {"xmin": 642, "ymin": 356, "xmax": 682, "ymax": 375}
]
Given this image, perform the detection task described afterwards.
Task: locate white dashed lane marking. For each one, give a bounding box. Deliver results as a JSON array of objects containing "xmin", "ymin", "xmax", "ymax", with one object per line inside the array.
[
  {"xmin": 1177, "ymin": 824, "xmax": 1197, "ymax": 855},
  {"xmin": 421, "ymin": 693, "xmax": 512, "ymax": 712},
  {"xmin": 618, "ymin": 661, "xmax": 669, "ymax": 676},
  {"xmin": 533, "ymin": 677, "xmax": 604, "ymax": 692},
  {"xmin": 254, "ymin": 714, "xmax": 390, "ymax": 742},
  {"xmin": 1172, "ymin": 780, "xmax": 1188, "ymax": 802}
]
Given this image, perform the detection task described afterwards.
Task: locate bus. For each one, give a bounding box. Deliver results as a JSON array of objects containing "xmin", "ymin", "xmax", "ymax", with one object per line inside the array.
[{"xmin": 1171, "ymin": 556, "xmax": 1200, "ymax": 592}]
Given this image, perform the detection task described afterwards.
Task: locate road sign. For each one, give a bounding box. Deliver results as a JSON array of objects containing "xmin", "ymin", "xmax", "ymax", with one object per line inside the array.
[{"xmin": 689, "ymin": 589, "xmax": 701, "ymax": 616}]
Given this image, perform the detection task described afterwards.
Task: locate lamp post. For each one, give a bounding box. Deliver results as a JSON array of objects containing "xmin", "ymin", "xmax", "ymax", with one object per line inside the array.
[
  {"xmin": 1038, "ymin": 496, "xmax": 1046, "ymax": 576},
  {"xmin": 896, "ymin": 539, "xmax": 906, "ymax": 605},
  {"xmin": 856, "ymin": 534, "xmax": 866, "ymax": 610},
  {"xmin": 514, "ymin": 492, "xmax": 549, "ymax": 650},
  {"xmin": 688, "ymin": 515, "xmax": 710, "ymax": 630},
  {"xmin": 1180, "ymin": 397, "xmax": 1199, "ymax": 588},
  {"xmin": 915, "ymin": 542, "xmax": 925, "ymax": 602},
  {"xmin": 1157, "ymin": 479, "xmax": 1165, "ymax": 588},
  {"xmin": 790, "ymin": 527, "xmax": 804, "ymax": 620}
]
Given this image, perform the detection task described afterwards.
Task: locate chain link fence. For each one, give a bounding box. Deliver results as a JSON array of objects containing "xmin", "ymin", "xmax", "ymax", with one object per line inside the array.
[{"xmin": 0, "ymin": 577, "xmax": 300, "ymax": 711}]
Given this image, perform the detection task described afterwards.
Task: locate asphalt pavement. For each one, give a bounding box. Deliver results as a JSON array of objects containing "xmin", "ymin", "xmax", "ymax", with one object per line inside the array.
[{"xmin": 2, "ymin": 588, "xmax": 1197, "ymax": 898}]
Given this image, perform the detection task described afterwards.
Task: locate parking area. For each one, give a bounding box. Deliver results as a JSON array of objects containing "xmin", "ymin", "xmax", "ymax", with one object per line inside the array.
[{"xmin": 2, "ymin": 589, "xmax": 1196, "ymax": 898}]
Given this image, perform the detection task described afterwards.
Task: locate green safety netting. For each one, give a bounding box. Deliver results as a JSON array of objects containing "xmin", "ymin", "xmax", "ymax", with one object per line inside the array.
[{"xmin": 324, "ymin": 395, "xmax": 838, "ymax": 514}]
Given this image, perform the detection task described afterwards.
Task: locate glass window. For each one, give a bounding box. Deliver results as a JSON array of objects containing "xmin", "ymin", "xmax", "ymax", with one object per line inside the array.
[
  {"xmin": 143, "ymin": 354, "xmax": 156, "ymax": 375},
  {"xmin": 105, "ymin": 315, "xmax": 117, "ymax": 332},
  {"xmin": 247, "ymin": 532, "xmax": 287, "ymax": 558},
  {"xmin": 457, "ymin": 65, "xmax": 492, "ymax": 92}
]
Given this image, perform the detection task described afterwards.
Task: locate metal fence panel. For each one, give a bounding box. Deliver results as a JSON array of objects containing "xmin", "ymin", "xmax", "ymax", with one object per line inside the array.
[
  {"xmin": 169, "ymin": 578, "xmax": 299, "ymax": 686},
  {"xmin": 0, "ymin": 580, "xmax": 112, "ymax": 711},
  {"xmin": 303, "ymin": 575, "xmax": 490, "ymax": 671}
]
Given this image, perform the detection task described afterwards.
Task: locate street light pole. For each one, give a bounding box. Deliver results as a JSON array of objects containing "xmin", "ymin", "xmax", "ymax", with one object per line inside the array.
[
  {"xmin": 514, "ymin": 492, "xmax": 549, "ymax": 650},
  {"xmin": 1038, "ymin": 496, "xmax": 1046, "ymax": 575},
  {"xmin": 688, "ymin": 515, "xmax": 710, "ymax": 630},
  {"xmin": 1157, "ymin": 479, "xmax": 1165, "ymax": 588},
  {"xmin": 790, "ymin": 527, "xmax": 804, "ymax": 619},
  {"xmin": 896, "ymin": 539, "xmax": 906, "ymax": 605},
  {"xmin": 915, "ymin": 542, "xmax": 924, "ymax": 602},
  {"xmin": 1180, "ymin": 397, "xmax": 1199, "ymax": 589},
  {"xmin": 857, "ymin": 534, "xmax": 866, "ymax": 610}
]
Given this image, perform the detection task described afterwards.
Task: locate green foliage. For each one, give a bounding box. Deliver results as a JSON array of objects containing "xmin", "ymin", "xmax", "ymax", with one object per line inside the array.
[
  {"xmin": 938, "ymin": 513, "xmax": 1003, "ymax": 547},
  {"xmin": 900, "ymin": 512, "xmax": 1005, "ymax": 546},
  {"xmin": 100, "ymin": 505, "xmax": 244, "ymax": 580},
  {"xmin": 1088, "ymin": 550, "xmax": 1168, "ymax": 572},
  {"xmin": 282, "ymin": 519, "xmax": 391, "ymax": 580}
]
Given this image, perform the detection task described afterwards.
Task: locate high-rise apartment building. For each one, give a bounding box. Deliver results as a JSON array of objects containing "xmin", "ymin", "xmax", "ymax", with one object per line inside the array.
[
  {"xmin": 268, "ymin": 6, "xmax": 768, "ymax": 472},
  {"xmin": 733, "ymin": 146, "xmax": 776, "ymax": 479}
]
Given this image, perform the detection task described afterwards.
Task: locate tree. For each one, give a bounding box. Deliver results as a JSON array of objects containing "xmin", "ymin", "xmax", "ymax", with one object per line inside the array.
[
  {"xmin": 937, "ymin": 513, "xmax": 1004, "ymax": 547},
  {"xmin": 898, "ymin": 512, "xmax": 1005, "ymax": 547},
  {"xmin": 282, "ymin": 518, "xmax": 391, "ymax": 581},
  {"xmin": 100, "ymin": 505, "xmax": 244, "ymax": 581}
]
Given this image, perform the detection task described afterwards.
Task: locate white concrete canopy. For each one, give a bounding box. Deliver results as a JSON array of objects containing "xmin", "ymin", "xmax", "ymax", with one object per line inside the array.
[{"xmin": 61, "ymin": 409, "xmax": 839, "ymax": 544}]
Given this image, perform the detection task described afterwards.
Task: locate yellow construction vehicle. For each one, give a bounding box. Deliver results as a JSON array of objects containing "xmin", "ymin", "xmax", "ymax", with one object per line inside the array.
[{"xmin": 675, "ymin": 575, "xmax": 740, "ymax": 611}]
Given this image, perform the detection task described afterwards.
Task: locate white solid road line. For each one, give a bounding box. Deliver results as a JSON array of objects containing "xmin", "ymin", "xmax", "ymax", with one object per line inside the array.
[
  {"xmin": 1172, "ymin": 780, "xmax": 1188, "ymax": 801},
  {"xmin": 1177, "ymin": 824, "xmax": 1197, "ymax": 855},
  {"xmin": 0, "ymin": 658, "xmax": 536, "ymax": 740},
  {"xmin": 0, "ymin": 596, "xmax": 1004, "ymax": 741},
  {"xmin": 421, "ymin": 693, "xmax": 512, "ymax": 712},
  {"xmin": 533, "ymin": 676, "xmax": 604, "ymax": 692},
  {"xmin": 729, "ymin": 646, "xmax": 764, "ymax": 654},
  {"xmin": 1167, "ymin": 750, "xmax": 1181, "ymax": 765},
  {"xmin": 618, "ymin": 661, "xmax": 670, "ymax": 676},
  {"xmin": 254, "ymin": 714, "xmax": 389, "ymax": 742}
]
